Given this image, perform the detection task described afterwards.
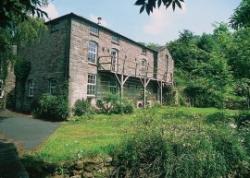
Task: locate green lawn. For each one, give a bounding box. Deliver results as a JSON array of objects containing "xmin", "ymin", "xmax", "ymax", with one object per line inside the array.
[{"xmin": 32, "ymin": 106, "xmax": 238, "ymax": 163}]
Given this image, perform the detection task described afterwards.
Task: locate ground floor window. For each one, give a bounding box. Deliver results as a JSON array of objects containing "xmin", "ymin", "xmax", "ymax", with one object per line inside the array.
[
  {"xmin": 49, "ymin": 79, "xmax": 57, "ymax": 95},
  {"xmin": 0, "ymin": 80, "xmax": 4, "ymax": 98},
  {"xmin": 87, "ymin": 74, "xmax": 96, "ymax": 96},
  {"xmin": 28, "ymin": 80, "xmax": 35, "ymax": 97}
]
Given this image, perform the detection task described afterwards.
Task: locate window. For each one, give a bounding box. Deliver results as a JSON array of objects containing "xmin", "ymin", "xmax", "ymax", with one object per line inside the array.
[
  {"xmin": 49, "ymin": 79, "xmax": 57, "ymax": 95},
  {"xmin": 142, "ymin": 48, "xmax": 147, "ymax": 55},
  {"xmin": 87, "ymin": 74, "xmax": 96, "ymax": 96},
  {"xmin": 90, "ymin": 26, "xmax": 99, "ymax": 36},
  {"xmin": 88, "ymin": 41, "xmax": 98, "ymax": 64},
  {"xmin": 140, "ymin": 59, "xmax": 147, "ymax": 72},
  {"xmin": 0, "ymin": 80, "xmax": 4, "ymax": 98},
  {"xmin": 112, "ymin": 35, "xmax": 119, "ymax": 44},
  {"xmin": 28, "ymin": 80, "xmax": 35, "ymax": 97},
  {"xmin": 111, "ymin": 48, "xmax": 119, "ymax": 71}
]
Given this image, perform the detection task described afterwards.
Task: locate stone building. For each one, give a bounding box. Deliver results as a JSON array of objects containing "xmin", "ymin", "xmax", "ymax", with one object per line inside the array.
[{"xmin": 17, "ymin": 13, "xmax": 174, "ymax": 111}]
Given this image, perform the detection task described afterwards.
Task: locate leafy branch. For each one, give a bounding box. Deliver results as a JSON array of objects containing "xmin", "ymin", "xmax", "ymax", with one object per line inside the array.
[{"xmin": 135, "ymin": 0, "xmax": 184, "ymax": 14}]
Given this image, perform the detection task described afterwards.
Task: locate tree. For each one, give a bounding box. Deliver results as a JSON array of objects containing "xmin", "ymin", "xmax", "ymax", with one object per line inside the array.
[
  {"xmin": 0, "ymin": 0, "xmax": 48, "ymax": 28},
  {"xmin": 0, "ymin": 0, "xmax": 47, "ymax": 82},
  {"xmin": 230, "ymin": 0, "xmax": 250, "ymax": 29},
  {"xmin": 135, "ymin": 0, "xmax": 184, "ymax": 14}
]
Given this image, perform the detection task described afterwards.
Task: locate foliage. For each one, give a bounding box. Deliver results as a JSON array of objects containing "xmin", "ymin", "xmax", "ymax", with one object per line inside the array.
[
  {"xmin": 33, "ymin": 94, "xmax": 68, "ymax": 121},
  {"xmin": 234, "ymin": 111, "xmax": 250, "ymax": 129},
  {"xmin": 167, "ymin": 23, "xmax": 250, "ymax": 109},
  {"xmin": 33, "ymin": 106, "xmax": 237, "ymax": 163},
  {"xmin": 228, "ymin": 27, "xmax": 250, "ymax": 79},
  {"xmin": 135, "ymin": 0, "xmax": 184, "ymax": 14},
  {"xmin": 14, "ymin": 58, "xmax": 31, "ymax": 82},
  {"xmin": 231, "ymin": 0, "xmax": 250, "ymax": 29},
  {"xmin": 73, "ymin": 99, "xmax": 93, "ymax": 116},
  {"xmin": 0, "ymin": 0, "xmax": 48, "ymax": 28},
  {"xmin": 111, "ymin": 112, "xmax": 249, "ymax": 177},
  {"xmin": 97, "ymin": 94, "xmax": 134, "ymax": 114}
]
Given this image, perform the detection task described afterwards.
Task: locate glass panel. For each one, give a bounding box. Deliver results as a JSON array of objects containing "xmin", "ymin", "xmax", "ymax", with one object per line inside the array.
[
  {"xmin": 90, "ymin": 26, "xmax": 99, "ymax": 35},
  {"xmin": 112, "ymin": 36, "xmax": 119, "ymax": 43},
  {"xmin": 88, "ymin": 41, "xmax": 98, "ymax": 63},
  {"xmin": 49, "ymin": 79, "xmax": 56, "ymax": 95},
  {"xmin": 87, "ymin": 74, "xmax": 96, "ymax": 96},
  {"xmin": 28, "ymin": 80, "xmax": 35, "ymax": 97}
]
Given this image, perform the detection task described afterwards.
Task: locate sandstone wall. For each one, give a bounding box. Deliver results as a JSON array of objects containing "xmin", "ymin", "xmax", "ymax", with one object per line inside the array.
[{"xmin": 17, "ymin": 18, "xmax": 70, "ymax": 111}]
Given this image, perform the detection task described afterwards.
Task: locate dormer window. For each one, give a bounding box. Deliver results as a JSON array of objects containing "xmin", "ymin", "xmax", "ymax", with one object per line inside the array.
[
  {"xmin": 112, "ymin": 35, "xmax": 120, "ymax": 44},
  {"xmin": 90, "ymin": 26, "xmax": 99, "ymax": 36}
]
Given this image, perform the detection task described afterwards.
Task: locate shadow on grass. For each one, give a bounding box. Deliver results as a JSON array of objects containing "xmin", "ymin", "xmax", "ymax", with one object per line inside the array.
[
  {"xmin": 0, "ymin": 139, "xmax": 29, "ymax": 178},
  {"xmin": 21, "ymin": 155, "xmax": 59, "ymax": 178}
]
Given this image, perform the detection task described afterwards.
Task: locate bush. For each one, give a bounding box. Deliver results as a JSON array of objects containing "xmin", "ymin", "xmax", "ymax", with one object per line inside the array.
[
  {"xmin": 234, "ymin": 111, "xmax": 250, "ymax": 129},
  {"xmin": 33, "ymin": 94, "xmax": 68, "ymax": 121},
  {"xmin": 205, "ymin": 111, "xmax": 233, "ymax": 124},
  {"xmin": 111, "ymin": 116, "xmax": 249, "ymax": 178},
  {"xmin": 97, "ymin": 94, "xmax": 134, "ymax": 114},
  {"xmin": 73, "ymin": 99, "xmax": 92, "ymax": 116}
]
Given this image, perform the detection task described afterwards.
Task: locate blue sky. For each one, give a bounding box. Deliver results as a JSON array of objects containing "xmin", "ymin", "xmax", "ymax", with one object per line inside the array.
[{"xmin": 44, "ymin": 0, "xmax": 241, "ymax": 45}]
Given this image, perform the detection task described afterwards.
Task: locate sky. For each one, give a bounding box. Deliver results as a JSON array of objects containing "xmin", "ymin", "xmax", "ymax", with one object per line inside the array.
[{"xmin": 42, "ymin": 0, "xmax": 241, "ymax": 45}]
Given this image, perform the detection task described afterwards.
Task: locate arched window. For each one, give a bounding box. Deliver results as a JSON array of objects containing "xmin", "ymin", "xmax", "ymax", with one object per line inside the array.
[{"xmin": 88, "ymin": 41, "xmax": 98, "ymax": 64}]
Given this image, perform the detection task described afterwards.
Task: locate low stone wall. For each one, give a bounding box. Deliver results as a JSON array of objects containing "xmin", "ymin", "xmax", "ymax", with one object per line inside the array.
[{"xmin": 23, "ymin": 157, "xmax": 114, "ymax": 178}]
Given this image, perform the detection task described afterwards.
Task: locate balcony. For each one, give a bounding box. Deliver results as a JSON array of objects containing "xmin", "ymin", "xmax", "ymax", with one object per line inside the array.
[{"xmin": 97, "ymin": 56, "xmax": 173, "ymax": 84}]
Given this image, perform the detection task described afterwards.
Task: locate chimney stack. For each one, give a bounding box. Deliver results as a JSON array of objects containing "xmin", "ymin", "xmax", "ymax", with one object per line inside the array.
[{"xmin": 97, "ymin": 17, "xmax": 102, "ymax": 25}]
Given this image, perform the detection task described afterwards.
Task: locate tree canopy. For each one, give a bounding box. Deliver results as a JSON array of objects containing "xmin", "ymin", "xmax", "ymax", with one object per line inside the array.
[
  {"xmin": 231, "ymin": 0, "xmax": 250, "ymax": 29},
  {"xmin": 135, "ymin": 0, "xmax": 184, "ymax": 14}
]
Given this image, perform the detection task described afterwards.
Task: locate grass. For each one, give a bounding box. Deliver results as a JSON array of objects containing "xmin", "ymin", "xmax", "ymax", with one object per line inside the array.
[{"xmin": 30, "ymin": 106, "xmax": 238, "ymax": 163}]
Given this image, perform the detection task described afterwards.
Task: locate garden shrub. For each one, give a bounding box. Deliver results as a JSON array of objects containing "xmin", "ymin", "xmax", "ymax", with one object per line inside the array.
[
  {"xmin": 205, "ymin": 111, "xmax": 233, "ymax": 124},
  {"xmin": 234, "ymin": 111, "xmax": 250, "ymax": 157},
  {"xmin": 111, "ymin": 115, "xmax": 249, "ymax": 178},
  {"xmin": 97, "ymin": 94, "xmax": 134, "ymax": 114},
  {"xmin": 234, "ymin": 111, "xmax": 250, "ymax": 129},
  {"xmin": 73, "ymin": 99, "xmax": 92, "ymax": 116},
  {"xmin": 33, "ymin": 94, "xmax": 68, "ymax": 121}
]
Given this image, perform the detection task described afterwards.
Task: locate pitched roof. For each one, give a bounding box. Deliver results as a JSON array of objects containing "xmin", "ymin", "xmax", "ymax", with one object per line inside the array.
[{"xmin": 45, "ymin": 13, "xmax": 158, "ymax": 54}]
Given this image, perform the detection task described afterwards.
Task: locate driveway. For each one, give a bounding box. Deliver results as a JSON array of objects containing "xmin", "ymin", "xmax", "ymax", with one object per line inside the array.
[{"xmin": 0, "ymin": 110, "xmax": 60, "ymax": 150}]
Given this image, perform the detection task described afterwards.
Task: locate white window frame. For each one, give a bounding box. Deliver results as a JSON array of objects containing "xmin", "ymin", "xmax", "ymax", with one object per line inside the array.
[
  {"xmin": 0, "ymin": 80, "xmax": 4, "ymax": 98},
  {"xmin": 28, "ymin": 80, "xmax": 35, "ymax": 97},
  {"xmin": 87, "ymin": 74, "xmax": 96, "ymax": 97},
  {"xmin": 88, "ymin": 41, "xmax": 98, "ymax": 64},
  {"xmin": 49, "ymin": 79, "xmax": 56, "ymax": 95}
]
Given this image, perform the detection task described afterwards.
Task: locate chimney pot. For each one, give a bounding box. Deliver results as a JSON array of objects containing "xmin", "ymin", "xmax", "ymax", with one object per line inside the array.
[{"xmin": 97, "ymin": 17, "xmax": 102, "ymax": 25}]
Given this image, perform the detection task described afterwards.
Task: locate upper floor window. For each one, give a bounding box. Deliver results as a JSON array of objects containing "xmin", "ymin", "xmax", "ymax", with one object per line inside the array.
[
  {"xmin": 142, "ymin": 48, "xmax": 147, "ymax": 55},
  {"xmin": 88, "ymin": 41, "xmax": 98, "ymax": 64},
  {"xmin": 49, "ymin": 79, "xmax": 57, "ymax": 95},
  {"xmin": 28, "ymin": 80, "xmax": 35, "ymax": 97},
  {"xmin": 112, "ymin": 35, "xmax": 120, "ymax": 44},
  {"xmin": 90, "ymin": 26, "xmax": 99, "ymax": 36},
  {"xmin": 0, "ymin": 80, "xmax": 4, "ymax": 98},
  {"xmin": 111, "ymin": 48, "xmax": 119, "ymax": 71},
  {"xmin": 140, "ymin": 59, "xmax": 147, "ymax": 72},
  {"xmin": 87, "ymin": 74, "xmax": 96, "ymax": 96}
]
